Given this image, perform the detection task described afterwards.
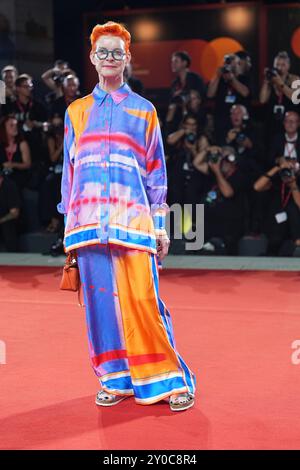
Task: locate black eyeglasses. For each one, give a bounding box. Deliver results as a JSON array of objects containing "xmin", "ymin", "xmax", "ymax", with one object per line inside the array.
[{"xmin": 95, "ymin": 48, "xmax": 126, "ymax": 61}]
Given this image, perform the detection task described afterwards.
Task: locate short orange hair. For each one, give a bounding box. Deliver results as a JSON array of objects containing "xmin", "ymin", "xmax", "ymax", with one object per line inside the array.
[{"xmin": 90, "ymin": 21, "xmax": 131, "ymax": 53}]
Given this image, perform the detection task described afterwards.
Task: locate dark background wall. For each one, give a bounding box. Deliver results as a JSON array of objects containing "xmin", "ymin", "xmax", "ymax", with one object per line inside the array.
[{"xmin": 52, "ymin": 0, "xmax": 300, "ymax": 99}]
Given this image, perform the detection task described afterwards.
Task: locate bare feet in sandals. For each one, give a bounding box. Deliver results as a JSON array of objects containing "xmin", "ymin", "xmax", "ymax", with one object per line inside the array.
[
  {"xmin": 169, "ymin": 392, "xmax": 195, "ymax": 411},
  {"xmin": 95, "ymin": 390, "xmax": 129, "ymax": 406}
]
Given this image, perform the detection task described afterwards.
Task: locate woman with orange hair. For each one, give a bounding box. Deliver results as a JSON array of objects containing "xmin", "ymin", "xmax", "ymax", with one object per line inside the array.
[{"xmin": 58, "ymin": 21, "xmax": 196, "ymax": 411}]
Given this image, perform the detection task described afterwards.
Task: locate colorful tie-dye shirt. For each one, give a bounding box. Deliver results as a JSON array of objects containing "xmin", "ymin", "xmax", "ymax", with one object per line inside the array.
[{"xmin": 57, "ymin": 82, "xmax": 169, "ymax": 254}]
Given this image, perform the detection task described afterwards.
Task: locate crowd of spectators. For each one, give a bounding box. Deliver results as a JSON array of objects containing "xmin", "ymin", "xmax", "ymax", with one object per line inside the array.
[
  {"xmin": 164, "ymin": 49, "xmax": 300, "ymax": 255},
  {"xmin": 0, "ymin": 49, "xmax": 300, "ymax": 256}
]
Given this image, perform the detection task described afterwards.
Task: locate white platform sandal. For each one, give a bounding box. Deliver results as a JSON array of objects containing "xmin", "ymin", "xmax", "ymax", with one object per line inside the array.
[
  {"xmin": 95, "ymin": 390, "xmax": 128, "ymax": 407},
  {"xmin": 169, "ymin": 392, "xmax": 195, "ymax": 412}
]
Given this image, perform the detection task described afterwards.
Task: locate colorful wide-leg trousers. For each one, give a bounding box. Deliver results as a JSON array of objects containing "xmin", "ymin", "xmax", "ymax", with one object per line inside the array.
[{"xmin": 76, "ymin": 243, "xmax": 196, "ymax": 405}]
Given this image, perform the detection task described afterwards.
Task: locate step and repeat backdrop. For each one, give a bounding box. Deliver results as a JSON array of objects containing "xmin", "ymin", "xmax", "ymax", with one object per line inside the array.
[{"xmin": 83, "ymin": 3, "xmax": 300, "ymax": 100}]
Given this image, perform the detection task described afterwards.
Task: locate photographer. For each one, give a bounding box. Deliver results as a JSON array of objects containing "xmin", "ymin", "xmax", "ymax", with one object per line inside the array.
[
  {"xmin": 170, "ymin": 51, "xmax": 206, "ymax": 99},
  {"xmin": 186, "ymin": 89, "xmax": 207, "ymax": 130},
  {"xmin": 2, "ymin": 75, "xmax": 48, "ymax": 133},
  {"xmin": 2, "ymin": 75, "xmax": 49, "ymax": 189},
  {"xmin": 254, "ymin": 157, "xmax": 300, "ymax": 255},
  {"xmin": 207, "ymin": 53, "xmax": 251, "ymax": 142},
  {"xmin": 50, "ymin": 74, "xmax": 80, "ymax": 120},
  {"xmin": 41, "ymin": 60, "xmax": 76, "ymax": 103},
  {"xmin": 166, "ymin": 51, "xmax": 206, "ymax": 133},
  {"xmin": 224, "ymin": 104, "xmax": 258, "ymax": 160},
  {"xmin": 166, "ymin": 88, "xmax": 207, "ymax": 137},
  {"xmin": 198, "ymin": 145, "xmax": 254, "ymax": 254},
  {"xmin": 259, "ymin": 51, "xmax": 300, "ymax": 139},
  {"xmin": 1, "ymin": 65, "xmax": 18, "ymax": 104},
  {"xmin": 0, "ymin": 171, "xmax": 20, "ymax": 252},
  {"xmin": 269, "ymin": 111, "xmax": 300, "ymax": 166},
  {"xmin": 235, "ymin": 51, "xmax": 252, "ymax": 79},
  {"xmin": 39, "ymin": 116, "xmax": 64, "ymax": 233},
  {"xmin": 0, "ymin": 115, "xmax": 31, "ymax": 195},
  {"xmin": 166, "ymin": 114, "xmax": 210, "ymax": 207}
]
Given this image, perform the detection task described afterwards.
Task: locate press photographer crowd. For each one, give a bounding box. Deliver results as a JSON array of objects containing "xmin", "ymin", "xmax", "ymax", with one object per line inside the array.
[{"xmin": 0, "ymin": 49, "xmax": 300, "ymax": 256}]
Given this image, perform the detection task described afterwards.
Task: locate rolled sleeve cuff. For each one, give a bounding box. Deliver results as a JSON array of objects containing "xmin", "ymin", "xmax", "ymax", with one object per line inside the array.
[
  {"xmin": 57, "ymin": 201, "xmax": 66, "ymax": 215},
  {"xmin": 153, "ymin": 213, "xmax": 166, "ymax": 231},
  {"xmin": 151, "ymin": 202, "xmax": 169, "ymax": 234}
]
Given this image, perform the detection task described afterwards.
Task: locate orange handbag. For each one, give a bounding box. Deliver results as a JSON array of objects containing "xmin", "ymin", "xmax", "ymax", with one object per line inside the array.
[{"xmin": 60, "ymin": 251, "xmax": 84, "ymax": 307}]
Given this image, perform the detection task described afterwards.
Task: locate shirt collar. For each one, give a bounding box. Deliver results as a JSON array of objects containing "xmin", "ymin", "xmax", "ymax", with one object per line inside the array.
[
  {"xmin": 92, "ymin": 82, "xmax": 131, "ymax": 106},
  {"xmin": 285, "ymin": 132, "xmax": 298, "ymax": 143}
]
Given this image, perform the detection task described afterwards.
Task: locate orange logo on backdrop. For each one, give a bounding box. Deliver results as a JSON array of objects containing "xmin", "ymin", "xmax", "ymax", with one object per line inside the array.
[
  {"xmin": 291, "ymin": 27, "xmax": 300, "ymax": 58},
  {"xmin": 131, "ymin": 37, "xmax": 244, "ymax": 87},
  {"xmin": 84, "ymin": 37, "xmax": 244, "ymax": 90}
]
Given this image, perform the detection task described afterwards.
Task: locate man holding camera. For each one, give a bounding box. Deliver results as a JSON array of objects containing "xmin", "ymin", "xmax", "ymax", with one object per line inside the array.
[
  {"xmin": 50, "ymin": 75, "xmax": 80, "ymax": 121},
  {"xmin": 268, "ymin": 111, "xmax": 300, "ymax": 167},
  {"xmin": 207, "ymin": 53, "xmax": 251, "ymax": 142},
  {"xmin": 259, "ymin": 51, "xmax": 300, "ymax": 140},
  {"xmin": 166, "ymin": 114, "xmax": 210, "ymax": 207},
  {"xmin": 2, "ymin": 75, "xmax": 48, "ymax": 131},
  {"xmin": 41, "ymin": 60, "xmax": 76, "ymax": 103},
  {"xmin": 2, "ymin": 74, "xmax": 49, "ymax": 189},
  {"xmin": 254, "ymin": 154, "xmax": 300, "ymax": 255},
  {"xmin": 170, "ymin": 51, "xmax": 206, "ymax": 100},
  {"xmin": 235, "ymin": 51, "xmax": 252, "ymax": 79},
  {"xmin": 166, "ymin": 51, "xmax": 206, "ymax": 134},
  {"xmin": 194, "ymin": 145, "xmax": 253, "ymax": 253},
  {"xmin": 224, "ymin": 104, "xmax": 259, "ymax": 160}
]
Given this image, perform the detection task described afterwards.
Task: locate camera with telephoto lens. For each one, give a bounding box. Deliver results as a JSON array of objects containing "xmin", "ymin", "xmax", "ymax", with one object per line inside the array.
[
  {"xmin": 171, "ymin": 92, "xmax": 189, "ymax": 106},
  {"xmin": 279, "ymin": 167, "xmax": 295, "ymax": 181},
  {"xmin": 185, "ymin": 132, "xmax": 197, "ymax": 145},
  {"xmin": 224, "ymin": 153, "xmax": 236, "ymax": 163},
  {"xmin": 265, "ymin": 67, "xmax": 279, "ymax": 81},
  {"xmin": 207, "ymin": 149, "xmax": 222, "ymax": 164},
  {"xmin": 52, "ymin": 70, "xmax": 70, "ymax": 86},
  {"xmin": 221, "ymin": 55, "xmax": 233, "ymax": 74},
  {"xmin": 0, "ymin": 164, "xmax": 13, "ymax": 177},
  {"xmin": 235, "ymin": 132, "xmax": 246, "ymax": 144},
  {"xmin": 52, "ymin": 73, "xmax": 65, "ymax": 85}
]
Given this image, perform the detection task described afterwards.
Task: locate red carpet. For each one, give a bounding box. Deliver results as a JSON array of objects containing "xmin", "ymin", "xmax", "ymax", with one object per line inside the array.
[{"xmin": 1, "ymin": 266, "xmax": 300, "ymax": 450}]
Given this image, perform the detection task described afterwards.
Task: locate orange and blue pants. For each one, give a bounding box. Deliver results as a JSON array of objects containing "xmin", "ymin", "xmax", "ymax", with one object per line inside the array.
[{"xmin": 76, "ymin": 243, "xmax": 196, "ymax": 405}]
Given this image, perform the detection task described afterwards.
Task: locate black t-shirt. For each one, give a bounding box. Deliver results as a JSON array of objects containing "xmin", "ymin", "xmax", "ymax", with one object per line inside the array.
[
  {"xmin": 50, "ymin": 96, "xmax": 68, "ymax": 120},
  {"xmin": 2, "ymin": 98, "xmax": 48, "ymax": 127},
  {"xmin": 214, "ymin": 75, "xmax": 251, "ymax": 116},
  {"xmin": 2, "ymin": 99, "xmax": 49, "ymax": 164},
  {"xmin": 202, "ymin": 157, "xmax": 254, "ymax": 219},
  {"xmin": 268, "ymin": 133, "xmax": 300, "ymax": 166},
  {"xmin": 268, "ymin": 85, "xmax": 300, "ymax": 118},
  {"xmin": 0, "ymin": 142, "xmax": 22, "ymax": 165},
  {"xmin": 50, "ymin": 95, "xmax": 81, "ymax": 121},
  {"xmin": 0, "ymin": 95, "xmax": 16, "ymax": 118},
  {"xmin": 265, "ymin": 79, "xmax": 300, "ymax": 137},
  {"xmin": 0, "ymin": 142, "xmax": 30, "ymax": 189},
  {"xmin": 220, "ymin": 124, "xmax": 262, "ymax": 166},
  {"xmin": 0, "ymin": 176, "xmax": 20, "ymax": 217},
  {"xmin": 267, "ymin": 173, "xmax": 300, "ymax": 213},
  {"xmin": 170, "ymin": 71, "xmax": 206, "ymax": 100}
]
